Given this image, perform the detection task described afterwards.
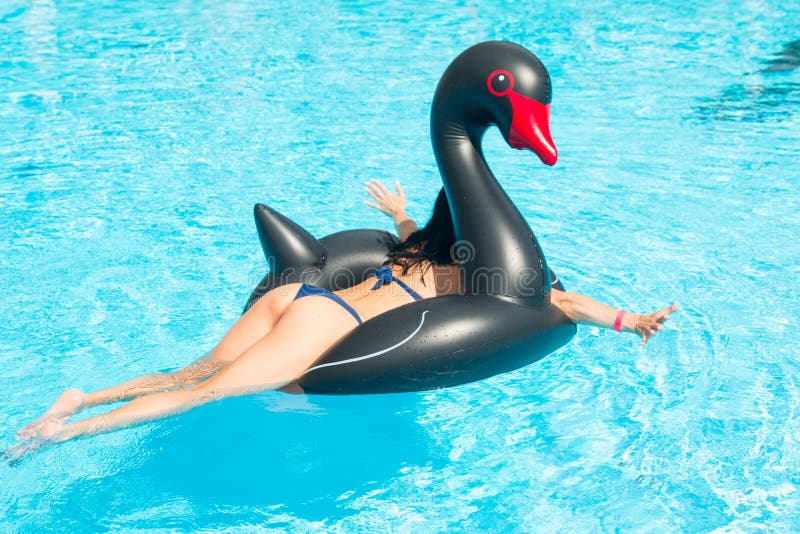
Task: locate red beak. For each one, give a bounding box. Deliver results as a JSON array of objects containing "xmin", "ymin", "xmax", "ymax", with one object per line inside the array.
[{"xmin": 506, "ymin": 92, "xmax": 558, "ymax": 166}]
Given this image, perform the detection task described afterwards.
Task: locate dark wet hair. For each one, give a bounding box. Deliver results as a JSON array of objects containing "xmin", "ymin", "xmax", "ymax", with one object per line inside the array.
[{"xmin": 384, "ymin": 188, "xmax": 455, "ymax": 276}]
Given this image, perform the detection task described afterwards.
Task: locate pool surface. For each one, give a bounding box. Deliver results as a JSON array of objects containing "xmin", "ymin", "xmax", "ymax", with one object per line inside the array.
[{"xmin": 1, "ymin": 0, "xmax": 799, "ymax": 531}]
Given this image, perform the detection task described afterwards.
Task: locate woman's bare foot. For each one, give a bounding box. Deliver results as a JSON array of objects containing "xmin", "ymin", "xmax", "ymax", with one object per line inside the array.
[
  {"xmin": 4, "ymin": 411, "xmax": 69, "ymax": 465},
  {"xmin": 36, "ymin": 418, "xmax": 65, "ymax": 440},
  {"xmin": 3, "ymin": 421, "xmax": 64, "ymax": 465},
  {"xmin": 16, "ymin": 388, "xmax": 84, "ymax": 440}
]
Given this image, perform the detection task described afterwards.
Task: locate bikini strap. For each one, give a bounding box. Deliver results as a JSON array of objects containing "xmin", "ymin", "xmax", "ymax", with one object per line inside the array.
[
  {"xmin": 392, "ymin": 277, "xmax": 423, "ymax": 301},
  {"xmin": 295, "ymin": 284, "xmax": 363, "ymax": 324},
  {"xmin": 324, "ymin": 290, "xmax": 365, "ymax": 324},
  {"xmin": 371, "ymin": 266, "xmax": 423, "ymax": 301}
]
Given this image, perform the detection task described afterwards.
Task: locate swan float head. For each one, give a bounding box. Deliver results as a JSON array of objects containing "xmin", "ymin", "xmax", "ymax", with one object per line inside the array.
[{"xmin": 432, "ymin": 41, "xmax": 558, "ymax": 165}]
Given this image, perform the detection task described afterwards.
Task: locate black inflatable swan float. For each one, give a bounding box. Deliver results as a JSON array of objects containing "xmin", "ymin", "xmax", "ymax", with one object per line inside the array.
[{"xmin": 246, "ymin": 41, "xmax": 576, "ymax": 394}]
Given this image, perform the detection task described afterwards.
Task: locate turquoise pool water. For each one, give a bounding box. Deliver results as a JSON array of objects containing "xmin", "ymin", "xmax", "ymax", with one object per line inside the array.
[{"xmin": 2, "ymin": 0, "xmax": 799, "ymax": 531}]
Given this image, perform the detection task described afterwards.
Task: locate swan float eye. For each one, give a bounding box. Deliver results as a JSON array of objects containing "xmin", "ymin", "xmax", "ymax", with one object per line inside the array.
[{"xmin": 487, "ymin": 69, "xmax": 514, "ymax": 96}]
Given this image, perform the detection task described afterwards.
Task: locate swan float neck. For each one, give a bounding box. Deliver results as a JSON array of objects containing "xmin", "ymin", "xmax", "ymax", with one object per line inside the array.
[{"xmin": 430, "ymin": 41, "xmax": 558, "ymax": 304}]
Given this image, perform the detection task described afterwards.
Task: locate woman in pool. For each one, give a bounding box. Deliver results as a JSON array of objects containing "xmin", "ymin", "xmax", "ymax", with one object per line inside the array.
[{"xmin": 11, "ymin": 180, "xmax": 677, "ymax": 455}]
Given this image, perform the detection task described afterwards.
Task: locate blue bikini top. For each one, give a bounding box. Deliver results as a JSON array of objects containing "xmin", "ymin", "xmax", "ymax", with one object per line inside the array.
[{"xmin": 370, "ymin": 266, "xmax": 423, "ymax": 301}]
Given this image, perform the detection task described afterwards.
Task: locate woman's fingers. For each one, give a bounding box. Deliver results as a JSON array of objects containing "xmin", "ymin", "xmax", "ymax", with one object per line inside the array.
[
  {"xmin": 365, "ymin": 189, "xmax": 383, "ymax": 204},
  {"xmin": 365, "ymin": 182, "xmax": 384, "ymax": 199},
  {"xmin": 654, "ymin": 302, "xmax": 680, "ymax": 323},
  {"xmin": 366, "ymin": 186, "xmax": 393, "ymax": 211},
  {"xmin": 374, "ymin": 179, "xmax": 392, "ymax": 197},
  {"xmin": 636, "ymin": 302, "xmax": 679, "ymax": 345},
  {"xmin": 366, "ymin": 179, "xmax": 407, "ymax": 218},
  {"xmin": 365, "ymin": 184, "xmax": 395, "ymax": 215},
  {"xmin": 366, "ymin": 179, "xmax": 390, "ymax": 198},
  {"xmin": 365, "ymin": 200, "xmax": 390, "ymax": 215},
  {"xmin": 367, "ymin": 179, "xmax": 387, "ymax": 193},
  {"xmin": 636, "ymin": 318, "xmax": 658, "ymax": 345},
  {"xmin": 662, "ymin": 302, "xmax": 679, "ymax": 316}
]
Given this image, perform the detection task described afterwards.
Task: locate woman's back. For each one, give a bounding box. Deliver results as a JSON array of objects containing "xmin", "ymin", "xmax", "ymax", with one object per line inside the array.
[{"xmin": 335, "ymin": 261, "xmax": 462, "ymax": 323}]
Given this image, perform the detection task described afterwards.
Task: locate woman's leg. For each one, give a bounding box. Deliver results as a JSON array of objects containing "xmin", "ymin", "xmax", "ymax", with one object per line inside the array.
[
  {"xmin": 17, "ymin": 284, "xmax": 302, "ymax": 439},
  {"xmin": 38, "ymin": 296, "xmax": 359, "ymax": 445}
]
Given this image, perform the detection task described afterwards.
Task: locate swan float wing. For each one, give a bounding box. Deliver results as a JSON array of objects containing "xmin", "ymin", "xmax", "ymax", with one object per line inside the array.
[{"xmin": 297, "ymin": 294, "xmax": 576, "ymax": 394}]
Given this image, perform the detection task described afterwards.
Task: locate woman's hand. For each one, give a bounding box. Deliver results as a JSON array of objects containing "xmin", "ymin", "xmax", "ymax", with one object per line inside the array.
[
  {"xmin": 631, "ymin": 302, "xmax": 680, "ymax": 345},
  {"xmin": 365, "ymin": 179, "xmax": 408, "ymax": 221}
]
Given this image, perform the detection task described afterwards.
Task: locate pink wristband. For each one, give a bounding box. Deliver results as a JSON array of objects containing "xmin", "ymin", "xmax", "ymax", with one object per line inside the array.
[{"xmin": 614, "ymin": 310, "xmax": 626, "ymax": 332}]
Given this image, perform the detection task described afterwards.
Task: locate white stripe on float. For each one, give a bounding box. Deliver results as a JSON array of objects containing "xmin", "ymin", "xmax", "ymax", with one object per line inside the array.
[{"xmin": 302, "ymin": 311, "xmax": 430, "ymax": 375}]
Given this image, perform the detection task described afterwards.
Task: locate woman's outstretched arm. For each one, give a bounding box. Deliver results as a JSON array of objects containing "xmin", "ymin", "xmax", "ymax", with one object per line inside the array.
[
  {"xmin": 551, "ymin": 288, "xmax": 678, "ymax": 345},
  {"xmin": 365, "ymin": 179, "xmax": 418, "ymax": 240}
]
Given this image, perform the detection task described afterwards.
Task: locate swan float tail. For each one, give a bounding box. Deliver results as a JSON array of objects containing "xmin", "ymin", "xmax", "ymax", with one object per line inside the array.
[
  {"xmin": 245, "ymin": 204, "xmax": 394, "ymax": 312},
  {"xmin": 254, "ymin": 203, "xmax": 325, "ymax": 272}
]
